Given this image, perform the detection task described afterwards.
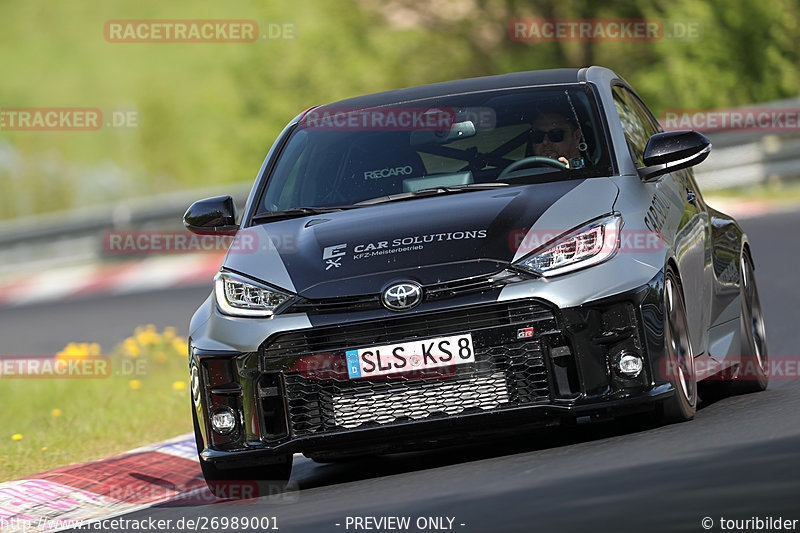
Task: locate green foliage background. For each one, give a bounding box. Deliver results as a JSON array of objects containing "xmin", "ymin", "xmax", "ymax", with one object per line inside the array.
[{"xmin": 0, "ymin": 0, "xmax": 798, "ymax": 219}]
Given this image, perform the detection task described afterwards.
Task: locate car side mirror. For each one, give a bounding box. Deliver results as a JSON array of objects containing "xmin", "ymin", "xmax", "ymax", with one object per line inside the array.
[
  {"xmin": 183, "ymin": 196, "xmax": 239, "ymax": 235},
  {"xmin": 637, "ymin": 131, "xmax": 711, "ymax": 182}
]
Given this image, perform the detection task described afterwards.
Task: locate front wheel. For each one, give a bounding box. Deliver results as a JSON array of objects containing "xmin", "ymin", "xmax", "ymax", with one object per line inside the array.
[
  {"xmin": 658, "ymin": 269, "xmax": 697, "ymax": 423},
  {"xmin": 733, "ymin": 253, "xmax": 769, "ymax": 393},
  {"xmin": 192, "ymin": 402, "xmax": 292, "ymax": 497},
  {"xmin": 698, "ymin": 252, "xmax": 769, "ymax": 401}
]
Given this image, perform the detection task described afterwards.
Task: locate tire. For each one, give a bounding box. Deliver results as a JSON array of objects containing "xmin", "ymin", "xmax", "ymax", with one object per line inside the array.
[
  {"xmin": 697, "ymin": 375, "xmax": 732, "ymax": 403},
  {"xmin": 732, "ymin": 252, "xmax": 769, "ymax": 393},
  {"xmin": 658, "ymin": 268, "xmax": 697, "ymax": 423},
  {"xmin": 698, "ymin": 252, "xmax": 768, "ymax": 400},
  {"xmin": 192, "ymin": 402, "xmax": 293, "ymax": 497}
]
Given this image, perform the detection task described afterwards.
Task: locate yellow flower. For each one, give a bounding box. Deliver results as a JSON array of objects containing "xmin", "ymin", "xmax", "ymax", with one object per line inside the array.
[
  {"xmin": 11, "ymin": 434, "xmax": 22, "ymax": 441},
  {"xmin": 123, "ymin": 337, "xmax": 141, "ymax": 358},
  {"xmin": 128, "ymin": 379, "xmax": 142, "ymax": 390},
  {"xmin": 163, "ymin": 326, "xmax": 177, "ymax": 340},
  {"xmin": 138, "ymin": 333, "xmax": 159, "ymax": 346},
  {"xmin": 56, "ymin": 342, "xmax": 79, "ymax": 359},
  {"xmin": 51, "ymin": 409, "xmax": 62, "ymax": 417},
  {"xmin": 55, "ymin": 341, "xmax": 100, "ymax": 360},
  {"xmin": 134, "ymin": 324, "xmax": 161, "ymax": 347},
  {"xmin": 172, "ymin": 337, "xmax": 188, "ymax": 355},
  {"xmin": 41, "ymin": 447, "xmax": 48, "ymax": 452},
  {"xmin": 172, "ymin": 381, "xmax": 186, "ymax": 391}
]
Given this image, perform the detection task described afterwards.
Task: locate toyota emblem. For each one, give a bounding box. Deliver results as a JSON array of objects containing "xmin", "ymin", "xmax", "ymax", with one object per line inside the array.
[{"xmin": 382, "ymin": 282, "xmax": 423, "ymax": 311}]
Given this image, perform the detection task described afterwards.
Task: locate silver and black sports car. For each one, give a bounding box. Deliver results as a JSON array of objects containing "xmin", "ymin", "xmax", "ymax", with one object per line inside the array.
[{"xmin": 184, "ymin": 66, "xmax": 768, "ymax": 489}]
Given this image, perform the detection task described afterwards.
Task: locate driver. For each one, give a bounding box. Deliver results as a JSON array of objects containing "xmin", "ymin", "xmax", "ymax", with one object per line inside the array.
[{"xmin": 526, "ymin": 112, "xmax": 584, "ymax": 169}]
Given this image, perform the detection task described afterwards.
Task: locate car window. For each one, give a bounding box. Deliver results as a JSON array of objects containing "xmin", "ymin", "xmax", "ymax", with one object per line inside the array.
[
  {"xmin": 258, "ymin": 86, "xmax": 613, "ymax": 213},
  {"xmin": 612, "ymin": 85, "xmax": 659, "ymax": 167}
]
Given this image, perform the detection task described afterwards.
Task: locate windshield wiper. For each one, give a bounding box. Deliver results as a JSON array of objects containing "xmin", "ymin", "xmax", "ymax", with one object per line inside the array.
[
  {"xmin": 356, "ymin": 183, "xmax": 510, "ymax": 206},
  {"xmin": 251, "ymin": 206, "xmax": 362, "ymax": 223}
]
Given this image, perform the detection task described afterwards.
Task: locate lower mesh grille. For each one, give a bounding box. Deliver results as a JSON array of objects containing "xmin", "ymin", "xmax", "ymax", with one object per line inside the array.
[
  {"xmin": 331, "ymin": 373, "xmax": 509, "ymax": 429},
  {"xmin": 260, "ymin": 300, "xmax": 562, "ymax": 438},
  {"xmin": 282, "ymin": 338, "xmax": 550, "ymax": 437}
]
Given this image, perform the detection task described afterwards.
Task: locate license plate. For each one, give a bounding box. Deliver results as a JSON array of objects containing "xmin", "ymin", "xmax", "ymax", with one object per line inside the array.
[{"xmin": 345, "ymin": 333, "xmax": 475, "ymax": 379}]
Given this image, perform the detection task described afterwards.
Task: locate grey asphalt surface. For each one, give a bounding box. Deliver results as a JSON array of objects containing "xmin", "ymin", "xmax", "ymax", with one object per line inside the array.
[
  {"xmin": 0, "ymin": 286, "xmax": 209, "ymax": 356},
  {"xmin": 4, "ymin": 208, "xmax": 799, "ymax": 533}
]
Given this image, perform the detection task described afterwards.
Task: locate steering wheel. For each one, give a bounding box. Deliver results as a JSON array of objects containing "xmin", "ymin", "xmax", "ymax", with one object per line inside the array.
[{"xmin": 497, "ymin": 156, "xmax": 567, "ymax": 180}]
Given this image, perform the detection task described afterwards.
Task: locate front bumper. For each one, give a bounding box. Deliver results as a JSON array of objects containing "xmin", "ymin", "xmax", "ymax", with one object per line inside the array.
[
  {"xmin": 202, "ymin": 387, "xmax": 673, "ymax": 468},
  {"xmin": 191, "ymin": 269, "xmax": 671, "ymax": 469}
]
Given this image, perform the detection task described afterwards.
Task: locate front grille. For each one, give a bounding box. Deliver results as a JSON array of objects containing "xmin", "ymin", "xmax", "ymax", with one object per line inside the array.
[
  {"xmin": 286, "ymin": 270, "xmax": 525, "ymax": 315},
  {"xmin": 424, "ymin": 272, "xmax": 517, "ymax": 301},
  {"xmin": 260, "ymin": 299, "xmax": 563, "ymax": 438},
  {"xmin": 287, "ymin": 294, "xmax": 380, "ymax": 314},
  {"xmin": 283, "ymin": 339, "xmax": 549, "ymax": 436},
  {"xmin": 262, "ymin": 299, "xmax": 556, "ymax": 358},
  {"xmin": 331, "ymin": 373, "xmax": 509, "ymax": 429}
]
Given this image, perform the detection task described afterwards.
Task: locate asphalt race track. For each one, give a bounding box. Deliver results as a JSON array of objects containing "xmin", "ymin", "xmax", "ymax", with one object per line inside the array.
[
  {"xmin": 3, "ymin": 208, "xmax": 800, "ymax": 533},
  {"xmin": 0, "ymin": 286, "xmax": 209, "ymax": 357}
]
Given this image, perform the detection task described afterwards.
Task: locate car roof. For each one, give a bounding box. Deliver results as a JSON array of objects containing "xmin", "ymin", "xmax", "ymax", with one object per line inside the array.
[{"xmin": 323, "ymin": 68, "xmax": 586, "ymax": 110}]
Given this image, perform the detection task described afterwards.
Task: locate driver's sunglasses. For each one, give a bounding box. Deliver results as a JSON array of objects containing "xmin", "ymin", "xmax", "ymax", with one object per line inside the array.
[{"xmin": 531, "ymin": 128, "xmax": 565, "ymax": 143}]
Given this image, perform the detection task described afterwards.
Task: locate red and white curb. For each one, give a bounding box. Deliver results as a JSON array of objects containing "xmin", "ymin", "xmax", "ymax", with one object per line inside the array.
[
  {"xmin": 0, "ymin": 254, "xmax": 224, "ymax": 307},
  {"xmin": 0, "ymin": 434, "xmax": 200, "ymax": 532},
  {"xmin": 705, "ymin": 197, "xmax": 800, "ymax": 219},
  {"xmin": 0, "ymin": 434, "xmax": 187, "ymax": 531},
  {"xmin": 0, "ymin": 434, "xmax": 299, "ymax": 532}
]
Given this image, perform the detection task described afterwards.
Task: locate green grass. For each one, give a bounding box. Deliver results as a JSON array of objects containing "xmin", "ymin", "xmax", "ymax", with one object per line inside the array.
[
  {"xmin": 705, "ymin": 180, "xmax": 800, "ymax": 202},
  {"xmin": 2, "ymin": 0, "xmax": 800, "ymax": 221},
  {"xmin": 0, "ymin": 327, "xmax": 192, "ymax": 482}
]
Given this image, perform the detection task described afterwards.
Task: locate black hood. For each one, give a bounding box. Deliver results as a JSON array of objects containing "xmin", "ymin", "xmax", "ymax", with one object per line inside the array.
[{"xmin": 223, "ymin": 179, "xmax": 618, "ymax": 299}]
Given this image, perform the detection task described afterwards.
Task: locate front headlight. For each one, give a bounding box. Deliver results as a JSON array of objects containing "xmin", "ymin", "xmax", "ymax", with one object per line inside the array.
[
  {"xmin": 214, "ymin": 272, "xmax": 294, "ymax": 317},
  {"xmin": 513, "ymin": 214, "xmax": 622, "ymax": 277}
]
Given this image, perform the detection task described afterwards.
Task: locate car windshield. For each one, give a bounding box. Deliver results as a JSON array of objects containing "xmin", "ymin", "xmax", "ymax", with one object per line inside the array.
[{"xmin": 256, "ymin": 85, "xmax": 611, "ymax": 214}]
